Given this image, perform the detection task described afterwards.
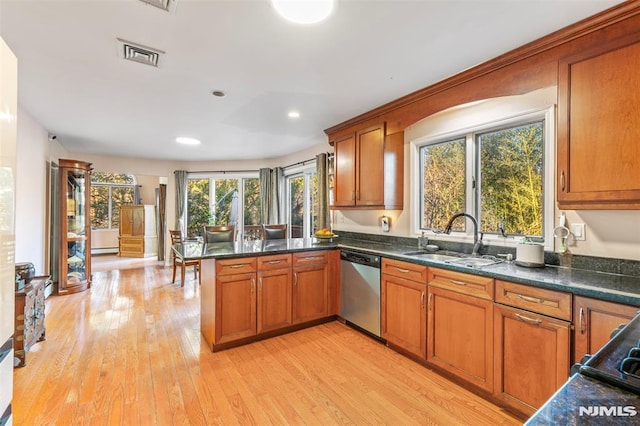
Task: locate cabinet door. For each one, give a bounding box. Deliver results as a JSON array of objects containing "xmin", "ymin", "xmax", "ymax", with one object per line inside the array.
[
  {"xmin": 257, "ymin": 268, "xmax": 292, "ymax": 334},
  {"xmin": 120, "ymin": 206, "xmax": 134, "ymax": 235},
  {"xmin": 215, "ymin": 273, "xmax": 256, "ymax": 344},
  {"xmin": 333, "ymin": 133, "xmax": 356, "ymax": 207},
  {"xmin": 573, "ymin": 296, "xmax": 639, "ymax": 363},
  {"xmin": 427, "ymin": 286, "xmax": 493, "ymax": 392},
  {"xmin": 557, "ymin": 37, "xmax": 640, "ymax": 209},
  {"xmin": 355, "ymin": 124, "xmax": 385, "ymax": 206},
  {"xmin": 494, "ymin": 304, "xmax": 570, "ymax": 416},
  {"xmin": 131, "ymin": 206, "xmax": 145, "ymax": 235},
  {"xmin": 381, "ymin": 274, "xmax": 426, "ymax": 359},
  {"xmin": 292, "ymin": 263, "xmax": 328, "ymax": 324}
]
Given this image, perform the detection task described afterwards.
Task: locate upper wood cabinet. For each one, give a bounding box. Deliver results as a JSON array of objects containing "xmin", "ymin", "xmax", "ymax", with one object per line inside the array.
[
  {"xmin": 332, "ymin": 123, "xmax": 403, "ymax": 210},
  {"xmin": 557, "ymin": 34, "xmax": 640, "ymax": 209}
]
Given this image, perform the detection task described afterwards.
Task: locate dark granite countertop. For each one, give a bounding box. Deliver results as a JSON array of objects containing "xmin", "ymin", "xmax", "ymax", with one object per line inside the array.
[
  {"xmin": 173, "ymin": 237, "xmax": 338, "ymax": 261},
  {"xmin": 525, "ymin": 374, "xmax": 640, "ymax": 425},
  {"xmin": 173, "ymin": 236, "xmax": 640, "ymax": 307}
]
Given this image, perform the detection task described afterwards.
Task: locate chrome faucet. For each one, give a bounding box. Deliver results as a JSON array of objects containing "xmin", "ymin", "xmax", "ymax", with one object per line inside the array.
[{"xmin": 443, "ymin": 213, "xmax": 483, "ymax": 256}]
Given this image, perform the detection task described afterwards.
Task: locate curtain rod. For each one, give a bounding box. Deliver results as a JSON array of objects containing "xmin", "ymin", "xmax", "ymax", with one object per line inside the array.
[{"xmin": 178, "ymin": 152, "xmax": 333, "ymax": 175}]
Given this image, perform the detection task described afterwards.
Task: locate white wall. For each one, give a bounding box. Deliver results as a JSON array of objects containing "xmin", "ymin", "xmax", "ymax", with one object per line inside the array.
[{"xmin": 15, "ymin": 108, "xmax": 52, "ymax": 273}]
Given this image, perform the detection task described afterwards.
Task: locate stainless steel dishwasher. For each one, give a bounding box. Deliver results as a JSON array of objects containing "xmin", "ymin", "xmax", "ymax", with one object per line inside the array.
[{"xmin": 340, "ymin": 250, "xmax": 382, "ymax": 338}]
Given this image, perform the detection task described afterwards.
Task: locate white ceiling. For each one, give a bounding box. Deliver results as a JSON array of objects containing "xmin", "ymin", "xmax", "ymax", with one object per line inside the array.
[{"xmin": 0, "ymin": 0, "xmax": 623, "ymax": 161}]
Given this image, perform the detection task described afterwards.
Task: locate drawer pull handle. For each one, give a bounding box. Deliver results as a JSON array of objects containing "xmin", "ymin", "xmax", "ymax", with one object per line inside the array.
[
  {"xmin": 396, "ymin": 268, "xmax": 410, "ymax": 273},
  {"xmin": 579, "ymin": 307, "xmax": 586, "ymax": 334},
  {"xmin": 300, "ymin": 256, "xmax": 322, "ymax": 262},
  {"xmin": 428, "ymin": 293, "xmax": 433, "ymax": 311},
  {"xmin": 266, "ymin": 260, "xmax": 282, "ymax": 264},
  {"xmin": 293, "ymin": 272, "xmax": 298, "ymax": 286},
  {"xmin": 560, "ymin": 170, "xmax": 565, "ymax": 191},
  {"xmin": 449, "ymin": 279, "xmax": 467, "ymax": 286},
  {"xmin": 229, "ymin": 264, "xmax": 245, "ymax": 269},
  {"xmin": 421, "ymin": 291, "xmax": 425, "ymax": 309},
  {"xmin": 517, "ymin": 294, "xmax": 544, "ymax": 304},
  {"xmin": 515, "ymin": 313, "xmax": 542, "ymax": 325}
]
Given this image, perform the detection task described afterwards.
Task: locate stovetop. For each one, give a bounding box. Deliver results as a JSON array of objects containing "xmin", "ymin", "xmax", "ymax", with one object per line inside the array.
[{"xmin": 579, "ymin": 312, "xmax": 640, "ymax": 395}]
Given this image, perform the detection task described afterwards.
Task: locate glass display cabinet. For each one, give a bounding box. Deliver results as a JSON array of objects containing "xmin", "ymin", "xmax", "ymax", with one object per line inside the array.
[{"xmin": 57, "ymin": 159, "xmax": 92, "ymax": 294}]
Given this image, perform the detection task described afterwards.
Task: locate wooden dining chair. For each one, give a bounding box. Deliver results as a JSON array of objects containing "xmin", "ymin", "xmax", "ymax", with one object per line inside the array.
[
  {"xmin": 170, "ymin": 230, "xmax": 202, "ymax": 287},
  {"xmin": 203, "ymin": 225, "xmax": 236, "ymax": 243},
  {"xmin": 262, "ymin": 224, "xmax": 287, "ymax": 240}
]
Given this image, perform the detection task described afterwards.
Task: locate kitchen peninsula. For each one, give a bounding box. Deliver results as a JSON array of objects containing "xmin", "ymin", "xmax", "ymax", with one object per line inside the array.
[
  {"xmin": 173, "ymin": 239, "xmax": 340, "ymax": 352},
  {"xmin": 175, "ymin": 235, "xmax": 640, "ymax": 418}
]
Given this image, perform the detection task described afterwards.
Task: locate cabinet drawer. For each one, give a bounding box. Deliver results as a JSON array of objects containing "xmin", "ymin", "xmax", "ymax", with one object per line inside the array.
[
  {"xmin": 293, "ymin": 251, "xmax": 328, "ymax": 266},
  {"xmin": 257, "ymin": 253, "xmax": 292, "ymax": 271},
  {"xmin": 495, "ymin": 280, "xmax": 571, "ymax": 321},
  {"xmin": 216, "ymin": 257, "xmax": 257, "ymax": 275},
  {"xmin": 428, "ymin": 267, "xmax": 493, "ymax": 300},
  {"xmin": 382, "ymin": 258, "xmax": 428, "ymax": 283}
]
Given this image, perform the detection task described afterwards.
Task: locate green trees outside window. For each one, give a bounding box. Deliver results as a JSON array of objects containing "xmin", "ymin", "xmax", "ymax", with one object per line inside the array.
[
  {"xmin": 419, "ymin": 119, "xmax": 544, "ymax": 237},
  {"xmin": 90, "ymin": 172, "xmax": 136, "ymax": 230}
]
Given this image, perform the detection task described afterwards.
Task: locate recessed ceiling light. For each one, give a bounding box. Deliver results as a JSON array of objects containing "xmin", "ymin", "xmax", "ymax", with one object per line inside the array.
[
  {"xmin": 212, "ymin": 90, "xmax": 226, "ymax": 97},
  {"xmin": 288, "ymin": 111, "xmax": 300, "ymax": 118},
  {"xmin": 176, "ymin": 137, "xmax": 201, "ymax": 145},
  {"xmin": 271, "ymin": 0, "xmax": 335, "ymax": 25}
]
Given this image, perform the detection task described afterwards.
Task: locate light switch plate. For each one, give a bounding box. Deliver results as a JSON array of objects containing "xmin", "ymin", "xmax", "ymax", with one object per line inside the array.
[{"xmin": 571, "ymin": 223, "xmax": 586, "ymax": 241}]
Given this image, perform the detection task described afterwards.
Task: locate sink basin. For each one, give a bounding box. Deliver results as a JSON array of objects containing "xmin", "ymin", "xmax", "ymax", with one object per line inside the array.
[
  {"xmin": 446, "ymin": 256, "xmax": 503, "ymax": 268},
  {"xmin": 402, "ymin": 251, "xmax": 464, "ymax": 262}
]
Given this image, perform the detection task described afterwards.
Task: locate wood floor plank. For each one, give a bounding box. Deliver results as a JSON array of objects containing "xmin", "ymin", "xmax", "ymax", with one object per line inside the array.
[{"xmin": 13, "ymin": 261, "xmax": 523, "ymax": 425}]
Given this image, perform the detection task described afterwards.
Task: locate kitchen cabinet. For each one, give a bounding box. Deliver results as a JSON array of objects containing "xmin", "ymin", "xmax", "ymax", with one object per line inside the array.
[
  {"xmin": 257, "ymin": 254, "xmax": 293, "ymax": 334},
  {"xmin": 332, "ymin": 124, "xmax": 403, "ymax": 209},
  {"xmin": 557, "ymin": 34, "xmax": 640, "ymax": 209},
  {"xmin": 381, "ymin": 258, "xmax": 427, "ymax": 359},
  {"xmin": 57, "ymin": 159, "xmax": 92, "ymax": 294},
  {"xmin": 203, "ymin": 250, "xmax": 335, "ymax": 350},
  {"xmin": 494, "ymin": 280, "xmax": 571, "ymax": 416},
  {"xmin": 573, "ymin": 296, "xmax": 639, "ymax": 364},
  {"xmin": 292, "ymin": 251, "xmax": 329, "ymax": 324},
  {"xmin": 213, "ymin": 257, "xmax": 257, "ymax": 345},
  {"xmin": 427, "ymin": 268, "xmax": 494, "ymax": 392},
  {"xmin": 118, "ymin": 205, "xmax": 157, "ymax": 257}
]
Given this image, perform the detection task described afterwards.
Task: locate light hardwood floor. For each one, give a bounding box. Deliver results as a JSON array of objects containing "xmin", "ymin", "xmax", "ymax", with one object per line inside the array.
[{"xmin": 13, "ymin": 263, "xmax": 523, "ymax": 425}]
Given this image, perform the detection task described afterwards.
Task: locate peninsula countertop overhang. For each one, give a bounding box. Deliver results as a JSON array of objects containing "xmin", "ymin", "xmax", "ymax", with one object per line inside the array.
[{"xmin": 172, "ymin": 237, "xmax": 640, "ymax": 307}]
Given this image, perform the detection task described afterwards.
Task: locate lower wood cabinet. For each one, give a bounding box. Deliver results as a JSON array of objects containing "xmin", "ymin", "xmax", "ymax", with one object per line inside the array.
[
  {"xmin": 292, "ymin": 251, "xmax": 329, "ymax": 324},
  {"xmin": 427, "ymin": 268, "xmax": 494, "ymax": 392},
  {"xmin": 493, "ymin": 304, "xmax": 570, "ymax": 416},
  {"xmin": 381, "ymin": 258, "xmax": 427, "ymax": 359},
  {"xmin": 202, "ymin": 250, "xmax": 335, "ymax": 351},
  {"xmin": 573, "ymin": 295, "xmax": 639, "ymax": 363},
  {"xmin": 215, "ymin": 271, "xmax": 257, "ymax": 345},
  {"xmin": 257, "ymin": 255, "xmax": 293, "ymax": 334}
]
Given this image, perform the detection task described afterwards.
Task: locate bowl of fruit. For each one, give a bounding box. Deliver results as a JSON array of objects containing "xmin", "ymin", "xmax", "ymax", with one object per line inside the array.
[{"xmin": 314, "ymin": 228, "xmax": 337, "ymax": 242}]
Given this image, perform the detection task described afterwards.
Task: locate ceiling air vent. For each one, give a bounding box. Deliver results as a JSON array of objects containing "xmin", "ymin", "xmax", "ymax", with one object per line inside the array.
[
  {"xmin": 138, "ymin": 0, "xmax": 178, "ymax": 14},
  {"xmin": 117, "ymin": 38, "xmax": 165, "ymax": 68}
]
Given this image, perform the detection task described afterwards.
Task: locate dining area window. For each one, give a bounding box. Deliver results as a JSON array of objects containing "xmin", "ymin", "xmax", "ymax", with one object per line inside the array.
[{"xmin": 186, "ymin": 174, "xmax": 261, "ymax": 239}]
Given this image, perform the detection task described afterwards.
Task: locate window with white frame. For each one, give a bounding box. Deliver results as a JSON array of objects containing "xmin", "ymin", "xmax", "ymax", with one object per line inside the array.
[
  {"xmin": 90, "ymin": 172, "xmax": 137, "ymax": 230},
  {"xmin": 286, "ymin": 166, "xmax": 318, "ymax": 238},
  {"xmin": 415, "ymin": 106, "xmax": 554, "ymax": 244}
]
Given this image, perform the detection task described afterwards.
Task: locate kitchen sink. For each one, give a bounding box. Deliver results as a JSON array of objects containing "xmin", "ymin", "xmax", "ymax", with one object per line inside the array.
[
  {"xmin": 402, "ymin": 251, "xmax": 465, "ymax": 262},
  {"xmin": 445, "ymin": 256, "xmax": 503, "ymax": 268}
]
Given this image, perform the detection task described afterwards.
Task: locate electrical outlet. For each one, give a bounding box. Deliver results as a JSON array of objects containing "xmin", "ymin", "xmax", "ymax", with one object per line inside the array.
[{"xmin": 571, "ymin": 223, "xmax": 586, "ymax": 241}]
